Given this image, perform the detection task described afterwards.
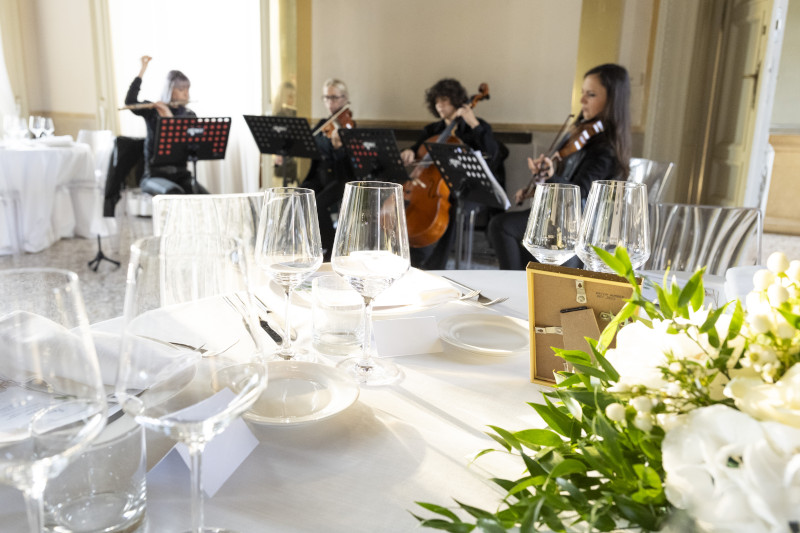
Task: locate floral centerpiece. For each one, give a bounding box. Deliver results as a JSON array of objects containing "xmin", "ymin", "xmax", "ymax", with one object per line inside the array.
[{"xmin": 414, "ymin": 249, "xmax": 800, "ymax": 533}]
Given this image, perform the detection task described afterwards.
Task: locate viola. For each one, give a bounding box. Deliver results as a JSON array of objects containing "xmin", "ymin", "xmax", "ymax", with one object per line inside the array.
[
  {"xmin": 403, "ymin": 83, "xmax": 490, "ymax": 248},
  {"xmin": 518, "ymin": 118, "xmax": 604, "ymax": 204},
  {"xmin": 313, "ymin": 104, "xmax": 354, "ymax": 138}
]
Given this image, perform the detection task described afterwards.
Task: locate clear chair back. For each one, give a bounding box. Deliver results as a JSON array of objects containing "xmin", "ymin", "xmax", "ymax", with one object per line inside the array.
[{"xmin": 628, "ymin": 158, "xmax": 674, "ymax": 203}]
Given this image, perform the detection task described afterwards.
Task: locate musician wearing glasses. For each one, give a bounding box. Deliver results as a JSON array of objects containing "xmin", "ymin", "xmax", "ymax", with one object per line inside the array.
[
  {"xmin": 303, "ymin": 78, "xmax": 356, "ymax": 261},
  {"xmin": 124, "ymin": 55, "xmax": 208, "ymax": 195}
]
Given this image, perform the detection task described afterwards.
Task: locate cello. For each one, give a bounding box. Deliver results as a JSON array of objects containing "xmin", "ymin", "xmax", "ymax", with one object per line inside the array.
[{"xmin": 403, "ymin": 83, "xmax": 490, "ymax": 248}]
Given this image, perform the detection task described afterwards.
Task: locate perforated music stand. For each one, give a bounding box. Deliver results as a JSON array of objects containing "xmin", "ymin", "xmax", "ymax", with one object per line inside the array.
[
  {"xmin": 424, "ymin": 142, "xmax": 511, "ymax": 268},
  {"xmin": 152, "ymin": 117, "xmax": 231, "ymax": 193},
  {"xmin": 243, "ymin": 115, "xmax": 320, "ymax": 187},
  {"xmin": 339, "ymin": 128, "xmax": 407, "ymax": 183}
]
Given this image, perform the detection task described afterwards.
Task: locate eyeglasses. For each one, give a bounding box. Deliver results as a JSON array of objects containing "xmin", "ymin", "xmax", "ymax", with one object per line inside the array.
[{"xmin": 322, "ymin": 95, "xmax": 346, "ymax": 102}]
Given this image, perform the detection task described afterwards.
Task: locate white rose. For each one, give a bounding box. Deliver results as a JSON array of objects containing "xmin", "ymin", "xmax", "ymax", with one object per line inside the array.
[
  {"xmin": 725, "ymin": 364, "xmax": 800, "ymax": 428},
  {"xmin": 604, "ymin": 321, "xmax": 669, "ymax": 389},
  {"xmin": 767, "ymin": 252, "xmax": 790, "ymax": 274}
]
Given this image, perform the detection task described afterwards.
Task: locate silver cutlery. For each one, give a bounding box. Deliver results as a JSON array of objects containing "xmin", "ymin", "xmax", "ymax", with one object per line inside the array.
[
  {"xmin": 251, "ymin": 294, "xmax": 298, "ymax": 342},
  {"xmin": 441, "ymin": 276, "xmax": 509, "ymax": 307}
]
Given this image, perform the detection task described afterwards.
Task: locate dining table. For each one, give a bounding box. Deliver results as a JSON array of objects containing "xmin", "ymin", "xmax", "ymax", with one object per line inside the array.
[
  {"xmin": 0, "ymin": 265, "xmax": 737, "ymax": 532},
  {"xmin": 0, "ymin": 138, "xmax": 100, "ymax": 254}
]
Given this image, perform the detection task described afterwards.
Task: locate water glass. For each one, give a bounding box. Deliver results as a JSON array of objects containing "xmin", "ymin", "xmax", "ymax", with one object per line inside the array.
[
  {"xmin": 522, "ymin": 183, "xmax": 581, "ymax": 265},
  {"xmin": 312, "ymin": 274, "xmax": 364, "ymax": 356},
  {"xmin": 576, "ymin": 180, "xmax": 650, "ymax": 272}
]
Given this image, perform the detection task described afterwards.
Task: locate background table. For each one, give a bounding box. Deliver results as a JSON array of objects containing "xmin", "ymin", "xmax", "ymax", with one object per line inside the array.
[{"xmin": 0, "ymin": 140, "xmax": 99, "ymax": 254}]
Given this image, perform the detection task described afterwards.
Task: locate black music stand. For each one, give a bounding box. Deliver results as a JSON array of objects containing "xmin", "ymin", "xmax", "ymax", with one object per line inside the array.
[
  {"xmin": 243, "ymin": 115, "xmax": 320, "ymax": 187},
  {"xmin": 152, "ymin": 117, "xmax": 231, "ymax": 193},
  {"xmin": 339, "ymin": 128, "xmax": 407, "ymax": 183},
  {"xmin": 424, "ymin": 142, "xmax": 511, "ymax": 268}
]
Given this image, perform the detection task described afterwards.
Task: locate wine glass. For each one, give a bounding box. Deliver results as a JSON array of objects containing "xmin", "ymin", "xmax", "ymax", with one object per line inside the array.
[
  {"xmin": 0, "ymin": 269, "xmax": 107, "ymax": 532},
  {"xmin": 254, "ymin": 187, "xmax": 323, "ymax": 361},
  {"xmin": 576, "ymin": 180, "xmax": 650, "ymax": 272},
  {"xmin": 43, "ymin": 118, "xmax": 55, "ymax": 137},
  {"xmin": 332, "ymin": 181, "xmax": 410, "ymax": 386},
  {"xmin": 115, "ymin": 234, "xmax": 267, "ymax": 533},
  {"xmin": 521, "ymin": 183, "xmax": 581, "ymax": 265},
  {"xmin": 28, "ymin": 116, "xmax": 45, "ymax": 139}
]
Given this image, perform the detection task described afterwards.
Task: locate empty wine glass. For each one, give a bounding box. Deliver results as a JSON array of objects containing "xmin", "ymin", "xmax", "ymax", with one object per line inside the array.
[
  {"xmin": 28, "ymin": 116, "xmax": 45, "ymax": 139},
  {"xmin": 255, "ymin": 187, "xmax": 323, "ymax": 361},
  {"xmin": 116, "ymin": 234, "xmax": 267, "ymax": 533},
  {"xmin": 576, "ymin": 180, "xmax": 650, "ymax": 272},
  {"xmin": 522, "ymin": 183, "xmax": 581, "ymax": 265},
  {"xmin": 332, "ymin": 181, "xmax": 410, "ymax": 386},
  {"xmin": 43, "ymin": 118, "xmax": 54, "ymax": 137},
  {"xmin": 0, "ymin": 269, "xmax": 107, "ymax": 532}
]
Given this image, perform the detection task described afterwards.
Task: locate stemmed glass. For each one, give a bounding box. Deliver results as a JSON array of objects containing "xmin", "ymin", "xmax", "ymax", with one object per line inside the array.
[
  {"xmin": 115, "ymin": 234, "xmax": 267, "ymax": 533},
  {"xmin": 521, "ymin": 183, "xmax": 581, "ymax": 265},
  {"xmin": 28, "ymin": 116, "xmax": 45, "ymax": 139},
  {"xmin": 576, "ymin": 180, "xmax": 650, "ymax": 272},
  {"xmin": 43, "ymin": 118, "xmax": 55, "ymax": 137},
  {"xmin": 255, "ymin": 187, "xmax": 323, "ymax": 361},
  {"xmin": 0, "ymin": 269, "xmax": 107, "ymax": 532},
  {"xmin": 332, "ymin": 181, "xmax": 410, "ymax": 385}
]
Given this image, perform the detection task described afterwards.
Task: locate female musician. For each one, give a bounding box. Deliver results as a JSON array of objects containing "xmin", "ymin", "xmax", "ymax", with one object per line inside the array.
[
  {"xmin": 487, "ymin": 63, "xmax": 631, "ymax": 270},
  {"xmin": 303, "ymin": 78, "xmax": 355, "ymax": 261},
  {"xmin": 400, "ymin": 78, "xmax": 506, "ymax": 270},
  {"xmin": 272, "ymin": 80, "xmax": 298, "ymax": 184},
  {"xmin": 124, "ymin": 55, "xmax": 207, "ymax": 195}
]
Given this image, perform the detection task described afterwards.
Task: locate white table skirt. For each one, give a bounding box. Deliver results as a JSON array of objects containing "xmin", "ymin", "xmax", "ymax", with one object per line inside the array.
[
  {"xmin": 0, "ymin": 141, "xmax": 99, "ymax": 254},
  {"xmin": 0, "ymin": 269, "xmax": 545, "ymax": 532}
]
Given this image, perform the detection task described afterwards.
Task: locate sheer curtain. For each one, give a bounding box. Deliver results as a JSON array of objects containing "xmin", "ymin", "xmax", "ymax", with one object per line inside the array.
[
  {"xmin": 109, "ymin": 0, "xmax": 263, "ymax": 193},
  {"xmin": 0, "ymin": 24, "xmax": 17, "ymax": 123}
]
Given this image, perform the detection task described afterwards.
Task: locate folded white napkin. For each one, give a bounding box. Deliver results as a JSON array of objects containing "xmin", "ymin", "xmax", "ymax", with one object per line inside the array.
[
  {"xmin": 37, "ymin": 135, "xmax": 74, "ymax": 147},
  {"xmin": 374, "ymin": 269, "xmax": 460, "ymax": 308}
]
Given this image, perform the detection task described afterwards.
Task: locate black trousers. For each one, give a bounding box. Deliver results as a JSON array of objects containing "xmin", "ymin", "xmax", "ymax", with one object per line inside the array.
[{"xmin": 487, "ymin": 209, "xmax": 582, "ymax": 270}]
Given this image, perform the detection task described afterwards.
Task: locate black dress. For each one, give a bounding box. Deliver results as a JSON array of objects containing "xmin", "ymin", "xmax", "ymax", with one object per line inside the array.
[{"xmin": 487, "ymin": 131, "xmax": 619, "ymax": 270}]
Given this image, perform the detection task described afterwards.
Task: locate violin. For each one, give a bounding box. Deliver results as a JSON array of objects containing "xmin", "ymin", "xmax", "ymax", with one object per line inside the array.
[
  {"xmin": 403, "ymin": 83, "xmax": 490, "ymax": 248},
  {"xmin": 518, "ymin": 117, "xmax": 604, "ymax": 204},
  {"xmin": 312, "ymin": 104, "xmax": 354, "ymax": 138}
]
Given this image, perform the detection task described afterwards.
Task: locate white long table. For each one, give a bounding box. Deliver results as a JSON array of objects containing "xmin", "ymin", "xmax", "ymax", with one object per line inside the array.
[
  {"xmin": 0, "ymin": 140, "xmax": 99, "ymax": 254},
  {"xmin": 0, "ymin": 269, "xmax": 549, "ymax": 532}
]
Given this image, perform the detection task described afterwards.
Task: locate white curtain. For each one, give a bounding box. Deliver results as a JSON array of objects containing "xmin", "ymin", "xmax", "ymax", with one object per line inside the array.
[
  {"xmin": 0, "ymin": 23, "xmax": 18, "ymax": 127},
  {"xmin": 109, "ymin": 0, "xmax": 263, "ymax": 193}
]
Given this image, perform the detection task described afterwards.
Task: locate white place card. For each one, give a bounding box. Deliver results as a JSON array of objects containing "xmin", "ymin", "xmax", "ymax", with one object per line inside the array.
[
  {"xmin": 161, "ymin": 388, "xmax": 260, "ymax": 497},
  {"xmin": 373, "ymin": 316, "xmax": 443, "ymax": 357}
]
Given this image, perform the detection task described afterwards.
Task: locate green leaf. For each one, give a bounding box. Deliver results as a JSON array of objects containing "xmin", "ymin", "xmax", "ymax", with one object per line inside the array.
[
  {"xmin": 613, "ymin": 494, "xmax": 661, "ymax": 530},
  {"xmin": 549, "ymin": 458, "xmax": 588, "ymax": 479},
  {"xmin": 412, "ymin": 515, "xmax": 475, "ymax": 533},
  {"xmin": 514, "ymin": 428, "xmax": 564, "ymax": 448},
  {"xmin": 487, "ymin": 425, "xmax": 521, "ymax": 452},
  {"xmin": 594, "ymin": 246, "xmax": 625, "ymax": 276},
  {"xmin": 474, "ymin": 517, "xmax": 507, "ymax": 533},
  {"xmin": 593, "ymin": 350, "xmax": 621, "ymax": 383},
  {"xmin": 530, "ymin": 401, "xmax": 574, "ymax": 438},
  {"xmin": 415, "ymin": 502, "xmax": 462, "ymax": 522}
]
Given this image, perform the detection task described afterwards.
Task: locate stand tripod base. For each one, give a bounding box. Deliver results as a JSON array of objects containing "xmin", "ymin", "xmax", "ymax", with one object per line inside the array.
[{"xmin": 88, "ymin": 234, "xmax": 121, "ymax": 272}]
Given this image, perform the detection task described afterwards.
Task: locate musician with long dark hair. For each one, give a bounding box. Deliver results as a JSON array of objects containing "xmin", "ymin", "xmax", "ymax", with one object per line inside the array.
[
  {"xmin": 124, "ymin": 55, "xmax": 207, "ymax": 195},
  {"xmin": 487, "ymin": 63, "xmax": 631, "ymax": 270}
]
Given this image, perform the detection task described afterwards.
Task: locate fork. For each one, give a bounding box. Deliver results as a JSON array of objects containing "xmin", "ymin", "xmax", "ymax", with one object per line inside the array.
[{"xmin": 442, "ymin": 276, "xmax": 508, "ymax": 307}]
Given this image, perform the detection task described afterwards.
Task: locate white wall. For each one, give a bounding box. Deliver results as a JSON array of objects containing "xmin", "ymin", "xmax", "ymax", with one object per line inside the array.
[
  {"xmin": 771, "ymin": 0, "xmax": 800, "ymax": 129},
  {"xmin": 311, "ymin": 0, "xmax": 582, "ymax": 124}
]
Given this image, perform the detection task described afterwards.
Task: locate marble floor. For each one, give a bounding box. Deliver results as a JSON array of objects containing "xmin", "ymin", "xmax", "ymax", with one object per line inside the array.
[{"xmin": 2, "ymin": 223, "xmax": 799, "ymax": 325}]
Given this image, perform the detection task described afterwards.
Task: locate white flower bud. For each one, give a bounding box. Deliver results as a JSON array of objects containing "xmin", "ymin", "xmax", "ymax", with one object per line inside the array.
[
  {"xmin": 669, "ymin": 362, "xmax": 682, "ymax": 373},
  {"xmin": 768, "ymin": 284, "xmax": 790, "ymax": 307},
  {"xmin": 748, "ymin": 313, "xmax": 773, "ymax": 334},
  {"xmin": 776, "ymin": 320, "xmax": 796, "ymax": 340},
  {"xmin": 767, "ymin": 252, "xmax": 790, "ymax": 274},
  {"xmin": 605, "ymin": 403, "xmax": 626, "ymax": 422},
  {"xmin": 666, "ymin": 382, "xmax": 683, "ymax": 397},
  {"xmin": 787, "ymin": 261, "xmax": 800, "ymax": 283},
  {"xmin": 607, "ymin": 382, "xmax": 631, "ymax": 393},
  {"xmin": 631, "ymin": 396, "xmax": 653, "ymax": 413},
  {"xmin": 753, "ymin": 269, "xmax": 776, "ymax": 291},
  {"xmin": 656, "ymin": 413, "xmax": 683, "ymax": 432},
  {"xmin": 633, "ymin": 413, "xmax": 653, "ymax": 432},
  {"xmin": 745, "ymin": 291, "xmax": 768, "ymax": 313}
]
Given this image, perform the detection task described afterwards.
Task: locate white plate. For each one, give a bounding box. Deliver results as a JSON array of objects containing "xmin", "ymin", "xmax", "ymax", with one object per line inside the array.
[
  {"xmin": 243, "ymin": 361, "xmax": 359, "ymax": 426},
  {"xmin": 438, "ymin": 314, "xmax": 529, "ymax": 356}
]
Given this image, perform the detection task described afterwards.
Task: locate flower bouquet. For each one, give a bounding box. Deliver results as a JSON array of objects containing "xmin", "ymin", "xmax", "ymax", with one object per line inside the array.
[{"xmin": 414, "ymin": 248, "xmax": 800, "ymax": 533}]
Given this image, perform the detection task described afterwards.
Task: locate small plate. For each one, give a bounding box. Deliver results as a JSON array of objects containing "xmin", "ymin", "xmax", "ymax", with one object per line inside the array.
[
  {"xmin": 438, "ymin": 314, "xmax": 529, "ymax": 356},
  {"xmin": 244, "ymin": 361, "xmax": 359, "ymax": 426}
]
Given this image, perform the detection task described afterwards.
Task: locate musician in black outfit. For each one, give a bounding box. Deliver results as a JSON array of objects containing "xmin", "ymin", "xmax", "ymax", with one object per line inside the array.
[
  {"xmin": 124, "ymin": 55, "xmax": 208, "ymax": 195},
  {"xmin": 400, "ymin": 78, "xmax": 506, "ymax": 270},
  {"xmin": 487, "ymin": 63, "xmax": 631, "ymax": 270},
  {"xmin": 303, "ymin": 78, "xmax": 354, "ymax": 261}
]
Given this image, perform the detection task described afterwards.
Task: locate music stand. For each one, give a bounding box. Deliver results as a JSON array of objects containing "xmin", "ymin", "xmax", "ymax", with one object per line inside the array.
[
  {"xmin": 424, "ymin": 142, "xmax": 511, "ymax": 268},
  {"xmin": 243, "ymin": 115, "xmax": 320, "ymax": 187},
  {"xmin": 152, "ymin": 117, "xmax": 231, "ymax": 193},
  {"xmin": 339, "ymin": 128, "xmax": 407, "ymax": 183}
]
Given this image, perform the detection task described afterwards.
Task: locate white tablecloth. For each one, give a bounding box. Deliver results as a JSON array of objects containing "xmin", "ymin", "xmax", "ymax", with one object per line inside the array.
[
  {"xmin": 0, "ymin": 269, "xmax": 545, "ymax": 532},
  {"xmin": 0, "ymin": 140, "xmax": 99, "ymax": 254}
]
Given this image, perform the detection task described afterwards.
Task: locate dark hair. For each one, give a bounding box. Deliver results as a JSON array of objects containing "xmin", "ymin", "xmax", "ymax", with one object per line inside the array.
[
  {"xmin": 161, "ymin": 70, "xmax": 190, "ymax": 104},
  {"xmin": 424, "ymin": 78, "xmax": 468, "ymax": 118},
  {"xmin": 582, "ymin": 64, "xmax": 631, "ymax": 180}
]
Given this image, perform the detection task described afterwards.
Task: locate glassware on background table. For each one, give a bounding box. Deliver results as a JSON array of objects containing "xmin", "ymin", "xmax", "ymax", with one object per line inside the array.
[
  {"xmin": 43, "ymin": 118, "xmax": 54, "ymax": 137},
  {"xmin": 521, "ymin": 183, "xmax": 581, "ymax": 265},
  {"xmin": 28, "ymin": 115, "xmax": 45, "ymax": 139},
  {"xmin": 255, "ymin": 187, "xmax": 323, "ymax": 361},
  {"xmin": 0, "ymin": 269, "xmax": 107, "ymax": 533},
  {"xmin": 331, "ymin": 181, "xmax": 410, "ymax": 386},
  {"xmin": 576, "ymin": 180, "xmax": 650, "ymax": 272},
  {"xmin": 116, "ymin": 234, "xmax": 267, "ymax": 533}
]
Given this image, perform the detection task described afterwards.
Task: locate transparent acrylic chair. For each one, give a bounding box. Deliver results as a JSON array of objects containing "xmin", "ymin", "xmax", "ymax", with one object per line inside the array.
[
  {"xmin": 645, "ymin": 203, "xmax": 762, "ymax": 276},
  {"xmin": 628, "ymin": 158, "xmax": 674, "ymax": 203}
]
